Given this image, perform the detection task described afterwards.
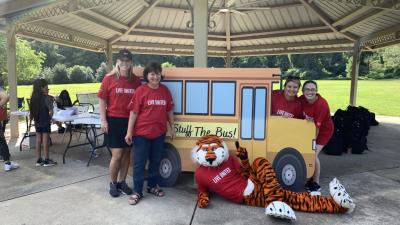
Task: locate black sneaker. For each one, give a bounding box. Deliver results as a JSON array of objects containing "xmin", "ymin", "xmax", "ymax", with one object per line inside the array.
[
  {"xmin": 36, "ymin": 158, "xmax": 44, "ymax": 167},
  {"xmin": 109, "ymin": 182, "xmax": 121, "ymax": 197},
  {"xmin": 117, "ymin": 180, "xmax": 133, "ymax": 195},
  {"xmin": 43, "ymin": 158, "xmax": 57, "ymax": 167}
]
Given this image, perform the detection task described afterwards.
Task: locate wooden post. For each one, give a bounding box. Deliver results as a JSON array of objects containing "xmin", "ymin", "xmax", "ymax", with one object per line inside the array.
[
  {"xmin": 193, "ymin": 0, "xmax": 208, "ymax": 67},
  {"xmin": 6, "ymin": 26, "xmax": 19, "ymax": 137},
  {"xmin": 106, "ymin": 41, "xmax": 113, "ymax": 72},
  {"xmin": 349, "ymin": 40, "xmax": 361, "ymax": 106}
]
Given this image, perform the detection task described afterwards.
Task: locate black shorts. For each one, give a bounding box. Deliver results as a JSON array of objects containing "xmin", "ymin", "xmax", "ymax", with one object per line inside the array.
[
  {"xmin": 35, "ymin": 125, "xmax": 51, "ymax": 133},
  {"xmin": 106, "ymin": 117, "xmax": 131, "ymax": 149}
]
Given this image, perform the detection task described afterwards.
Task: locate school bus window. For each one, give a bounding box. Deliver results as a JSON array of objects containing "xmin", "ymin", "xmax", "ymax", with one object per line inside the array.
[
  {"xmin": 185, "ymin": 81, "xmax": 209, "ymax": 115},
  {"xmin": 162, "ymin": 80, "xmax": 183, "ymax": 114},
  {"xmin": 241, "ymin": 87, "xmax": 253, "ymax": 139},
  {"xmin": 211, "ymin": 81, "xmax": 236, "ymax": 116},
  {"xmin": 254, "ymin": 87, "xmax": 267, "ymax": 140}
]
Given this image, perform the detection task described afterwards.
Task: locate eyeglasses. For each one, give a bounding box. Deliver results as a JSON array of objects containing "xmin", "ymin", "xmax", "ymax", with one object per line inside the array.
[{"xmin": 303, "ymin": 88, "xmax": 317, "ymax": 92}]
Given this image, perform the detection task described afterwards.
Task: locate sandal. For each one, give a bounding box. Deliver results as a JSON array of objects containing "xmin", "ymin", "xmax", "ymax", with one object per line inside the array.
[
  {"xmin": 146, "ymin": 186, "xmax": 165, "ymax": 197},
  {"xmin": 128, "ymin": 192, "xmax": 142, "ymax": 205}
]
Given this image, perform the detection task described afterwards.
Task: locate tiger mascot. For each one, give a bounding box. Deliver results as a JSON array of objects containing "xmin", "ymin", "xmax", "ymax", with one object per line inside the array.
[{"xmin": 193, "ymin": 135, "xmax": 355, "ymax": 221}]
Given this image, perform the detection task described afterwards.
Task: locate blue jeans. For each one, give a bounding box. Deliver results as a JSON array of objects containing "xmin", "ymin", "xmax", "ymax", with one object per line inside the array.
[{"xmin": 132, "ymin": 134, "xmax": 165, "ymax": 194}]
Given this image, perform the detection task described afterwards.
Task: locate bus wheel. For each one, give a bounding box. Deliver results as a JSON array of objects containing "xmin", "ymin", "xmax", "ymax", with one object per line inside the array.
[
  {"xmin": 272, "ymin": 148, "xmax": 306, "ymax": 192},
  {"xmin": 159, "ymin": 143, "xmax": 181, "ymax": 187}
]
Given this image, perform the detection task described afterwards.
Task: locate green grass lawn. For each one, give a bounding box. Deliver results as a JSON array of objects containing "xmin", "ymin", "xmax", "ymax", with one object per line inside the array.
[{"xmin": 16, "ymin": 80, "xmax": 400, "ymax": 116}]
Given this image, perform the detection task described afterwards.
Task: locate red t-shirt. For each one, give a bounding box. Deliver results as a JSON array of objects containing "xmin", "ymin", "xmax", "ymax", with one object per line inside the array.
[
  {"xmin": 271, "ymin": 90, "xmax": 302, "ymax": 119},
  {"xmin": 195, "ymin": 156, "xmax": 248, "ymax": 204},
  {"xmin": 301, "ymin": 94, "xmax": 334, "ymax": 144},
  {"xmin": 97, "ymin": 74, "xmax": 141, "ymax": 118},
  {"xmin": 129, "ymin": 84, "xmax": 174, "ymax": 139}
]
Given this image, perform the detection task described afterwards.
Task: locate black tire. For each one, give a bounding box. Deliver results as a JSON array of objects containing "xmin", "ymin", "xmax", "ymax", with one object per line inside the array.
[
  {"xmin": 158, "ymin": 143, "xmax": 181, "ymax": 187},
  {"xmin": 272, "ymin": 148, "xmax": 307, "ymax": 192}
]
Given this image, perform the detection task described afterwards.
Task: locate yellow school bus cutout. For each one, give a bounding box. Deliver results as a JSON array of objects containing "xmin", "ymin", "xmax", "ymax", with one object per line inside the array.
[{"xmin": 133, "ymin": 68, "xmax": 316, "ymax": 191}]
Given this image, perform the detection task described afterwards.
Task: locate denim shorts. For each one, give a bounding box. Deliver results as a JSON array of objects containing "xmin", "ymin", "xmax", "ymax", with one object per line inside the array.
[{"xmin": 35, "ymin": 125, "xmax": 51, "ymax": 133}]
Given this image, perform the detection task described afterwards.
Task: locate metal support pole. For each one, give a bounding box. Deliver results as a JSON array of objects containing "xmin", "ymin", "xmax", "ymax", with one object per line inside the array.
[
  {"xmin": 225, "ymin": 52, "xmax": 232, "ymax": 68},
  {"xmin": 193, "ymin": 0, "xmax": 208, "ymax": 67},
  {"xmin": 106, "ymin": 41, "xmax": 113, "ymax": 72},
  {"xmin": 6, "ymin": 26, "xmax": 19, "ymax": 138},
  {"xmin": 349, "ymin": 40, "xmax": 361, "ymax": 106}
]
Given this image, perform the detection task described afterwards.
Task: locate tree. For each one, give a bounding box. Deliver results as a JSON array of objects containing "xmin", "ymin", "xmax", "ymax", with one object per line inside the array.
[
  {"xmin": 95, "ymin": 62, "xmax": 108, "ymax": 82},
  {"xmin": 69, "ymin": 65, "xmax": 93, "ymax": 83},
  {"xmin": 30, "ymin": 40, "xmax": 65, "ymax": 68},
  {"xmin": 52, "ymin": 64, "xmax": 69, "ymax": 84},
  {"xmin": 0, "ymin": 36, "xmax": 45, "ymax": 85},
  {"xmin": 161, "ymin": 62, "xmax": 175, "ymax": 68}
]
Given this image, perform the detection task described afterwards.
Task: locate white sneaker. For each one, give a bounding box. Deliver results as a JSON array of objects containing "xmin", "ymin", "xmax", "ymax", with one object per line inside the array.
[{"xmin": 4, "ymin": 161, "xmax": 20, "ymax": 171}]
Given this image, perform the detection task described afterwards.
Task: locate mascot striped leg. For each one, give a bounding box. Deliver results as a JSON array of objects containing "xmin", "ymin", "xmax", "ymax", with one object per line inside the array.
[{"xmin": 244, "ymin": 157, "xmax": 352, "ymax": 214}]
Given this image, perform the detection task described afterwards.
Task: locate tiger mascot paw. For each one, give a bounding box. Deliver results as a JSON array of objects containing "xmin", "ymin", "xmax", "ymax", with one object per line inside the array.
[
  {"xmin": 235, "ymin": 141, "xmax": 248, "ymax": 160},
  {"xmin": 197, "ymin": 192, "xmax": 210, "ymax": 208},
  {"xmin": 329, "ymin": 178, "xmax": 356, "ymax": 213},
  {"xmin": 265, "ymin": 201, "xmax": 296, "ymax": 221}
]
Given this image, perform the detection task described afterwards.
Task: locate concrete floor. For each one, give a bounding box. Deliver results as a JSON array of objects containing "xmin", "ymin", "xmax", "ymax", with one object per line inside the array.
[{"xmin": 1, "ymin": 116, "xmax": 399, "ymax": 225}]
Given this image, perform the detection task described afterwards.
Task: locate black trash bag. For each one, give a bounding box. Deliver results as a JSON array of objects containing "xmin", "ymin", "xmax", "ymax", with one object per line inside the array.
[{"xmin": 323, "ymin": 134, "xmax": 346, "ymax": 156}]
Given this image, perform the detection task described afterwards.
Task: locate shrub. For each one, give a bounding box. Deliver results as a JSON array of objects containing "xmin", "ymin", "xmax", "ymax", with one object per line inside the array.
[
  {"xmin": 95, "ymin": 62, "xmax": 108, "ymax": 82},
  {"xmin": 41, "ymin": 67, "xmax": 54, "ymax": 83},
  {"xmin": 52, "ymin": 63, "xmax": 69, "ymax": 84},
  {"xmin": 70, "ymin": 65, "xmax": 93, "ymax": 83}
]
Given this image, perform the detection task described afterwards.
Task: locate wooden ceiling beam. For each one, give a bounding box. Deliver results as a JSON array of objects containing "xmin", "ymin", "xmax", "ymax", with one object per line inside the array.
[
  {"xmin": 232, "ymin": 47, "xmax": 353, "ymax": 56},
  {"xmin": 231, "ymin": 26, "xmax": 332, "ymax": 41},
  {"xmin": 232, "ymin": 39, "xmax": 352, "ymax": 51},
  {"xmin": 84, "ymin": 9, "xmax": 129, "ymax": 30},
  {"xmin": 68, "ymin": 12, "xmax": 123, "ymax": 34},
  {"xmin": 110, "ymin": 0, "xmax": 160, "ymax": 44},
  {"xmin": 340, "ymin": 9, "xmax": 389, "ymax": 33},
  {"xmin": 33, "ymin": 20, "xmax": 107, "ymax": 45},
  {"xmin": 18, "ymin": 30, "xmax": 102, "ymax": 52},
  {"xmin": 299, "ymin": 0, "xmax": 359, "ymax": 42},
  {"xmin": 114, "ymin": 41, "xmax": 226, "ymax": 52}
]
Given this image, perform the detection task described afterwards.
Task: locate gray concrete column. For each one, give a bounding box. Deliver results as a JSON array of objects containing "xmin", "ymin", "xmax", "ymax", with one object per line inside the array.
[
  {"xmin": 6, "ymin": 26, "xmax": 19, "ymax": 137},
  {"xmin": 193, "ymin": 0, "xmax": 208, "ymax": 67},
  {"xmin": 106, "ymin": 41, "xmax": 113, "ymax": 72},
  {"xmin": 349, "ymin": 40, "xmax": 361, "ymax": 106}
]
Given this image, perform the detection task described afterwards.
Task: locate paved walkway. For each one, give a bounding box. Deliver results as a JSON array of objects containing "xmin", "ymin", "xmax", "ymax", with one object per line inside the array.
[{"xmin": 1, "ymin": 118, "xmax": 400, "ymax": 225}]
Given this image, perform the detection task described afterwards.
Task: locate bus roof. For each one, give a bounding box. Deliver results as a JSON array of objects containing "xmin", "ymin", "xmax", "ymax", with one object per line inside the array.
[{"xmin": 132, "ymin": 67, "xmax": 281, "ymax": 80}]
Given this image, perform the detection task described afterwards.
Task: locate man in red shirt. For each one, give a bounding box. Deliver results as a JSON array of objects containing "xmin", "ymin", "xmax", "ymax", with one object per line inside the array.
[
  {"xmin": 271, "ymin": 76, "xmax": 302, "ymax": 119},
  {"xmin": 125, "ymin": 62, "xmax": 176, "ymax": 205},
  {"xmin": 301, "ymin": 80, "xmax": 334, "ymax": 192},
  {"xmin": 98, "ymin": 49, "xmax": 141, "ymax": 197}
]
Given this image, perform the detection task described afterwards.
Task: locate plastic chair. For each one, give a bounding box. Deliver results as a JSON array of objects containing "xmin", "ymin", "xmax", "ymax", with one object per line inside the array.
[{"xmin": 17, "ymin": 97, "xmax": 25, "ymax": 110}]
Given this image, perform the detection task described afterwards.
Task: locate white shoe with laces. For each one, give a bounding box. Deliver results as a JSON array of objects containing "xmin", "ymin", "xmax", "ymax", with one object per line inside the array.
[{"xmin": 4, "ymin": 161, "xmax": 19, "ymax": 171}]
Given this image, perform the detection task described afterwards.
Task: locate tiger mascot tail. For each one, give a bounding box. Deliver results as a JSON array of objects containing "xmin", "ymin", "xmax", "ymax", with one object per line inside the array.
[{"xmin": 193, "ymin": 135, "xmax": 355, "ymax": 221}]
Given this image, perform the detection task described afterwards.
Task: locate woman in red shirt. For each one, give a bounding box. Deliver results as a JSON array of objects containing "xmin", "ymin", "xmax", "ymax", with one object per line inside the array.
[
  {"xmin": 98, "ymin": 49, "xmax": 141, "ymax": 198},
  {"xmin": 301, "ymin": 80, "xmax": 333, "ymax": 192},
  {"xmin": 125, "ymin": 62, "xmax": 176, "ymax": 205},
  {"xmin": 271, "ymin": 76, "xmax": 302, "ymax": 119}
]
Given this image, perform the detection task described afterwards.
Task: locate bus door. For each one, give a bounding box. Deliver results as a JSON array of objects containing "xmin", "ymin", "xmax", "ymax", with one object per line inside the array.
[{"xmin": 239, "ymin": 85, "xmax": 268, "ymax": 161}]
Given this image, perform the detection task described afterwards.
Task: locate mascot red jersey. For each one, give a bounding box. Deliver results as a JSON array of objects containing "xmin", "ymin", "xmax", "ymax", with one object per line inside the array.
[{"xmin": 192, "ymin": 135, "xmax": 355, "ymax": 221}]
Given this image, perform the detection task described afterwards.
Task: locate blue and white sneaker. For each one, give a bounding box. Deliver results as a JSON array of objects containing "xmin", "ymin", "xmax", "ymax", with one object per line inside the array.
[{"xmin": 4, "ymin": 161, "xmax": 19, "ymax": 171}]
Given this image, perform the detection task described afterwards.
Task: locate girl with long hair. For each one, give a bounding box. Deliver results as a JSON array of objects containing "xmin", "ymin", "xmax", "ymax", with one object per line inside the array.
[{"xmin": 30, "ymin": 78, "xmax": 57, "ymax": 167}]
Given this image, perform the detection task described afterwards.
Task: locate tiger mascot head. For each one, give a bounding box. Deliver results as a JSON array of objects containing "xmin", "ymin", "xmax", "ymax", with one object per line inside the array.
[{"xmin": 192, "ymin": 135, "xmax": 229, "ymax": 167}]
